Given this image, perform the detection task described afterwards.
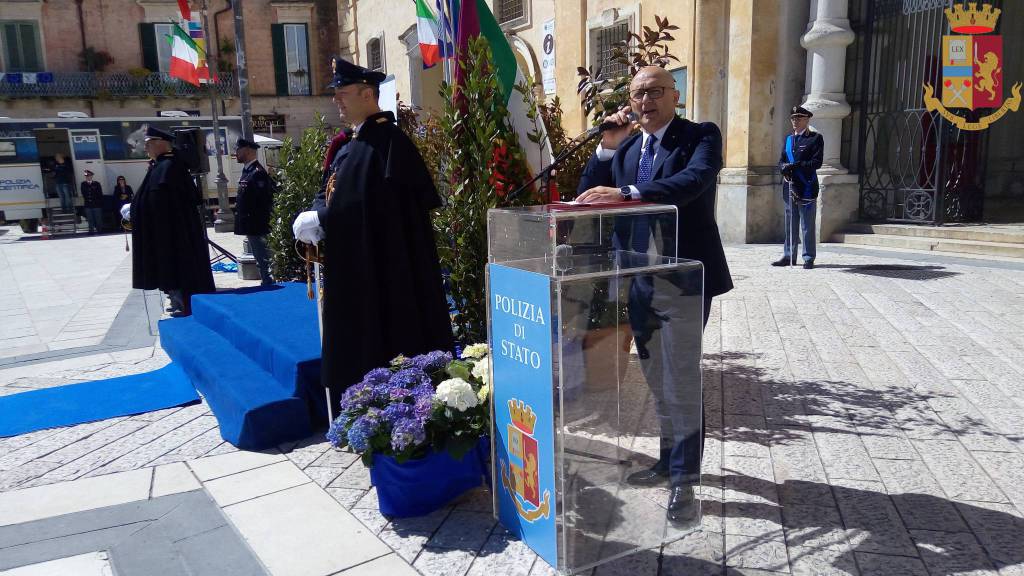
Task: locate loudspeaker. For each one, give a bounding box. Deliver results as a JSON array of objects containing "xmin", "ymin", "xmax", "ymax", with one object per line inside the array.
[{"xmin": 173, "ymin": 128, "xmax": 210, "ymax": 175}]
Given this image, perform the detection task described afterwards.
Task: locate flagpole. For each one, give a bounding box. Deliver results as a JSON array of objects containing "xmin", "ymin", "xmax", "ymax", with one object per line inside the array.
[
  {"xmin": 438, "ymin": 0, "xmax": 450, "ymax": 85},
  {"xmin": 200, "ymin": 0, "xmax": 233, "ymax": 232}
]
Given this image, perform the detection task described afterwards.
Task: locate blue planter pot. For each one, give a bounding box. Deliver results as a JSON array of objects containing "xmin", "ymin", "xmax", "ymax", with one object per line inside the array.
[{"xmin": 370, "ymin": 436, "xmax": 491, "ymax": 518}]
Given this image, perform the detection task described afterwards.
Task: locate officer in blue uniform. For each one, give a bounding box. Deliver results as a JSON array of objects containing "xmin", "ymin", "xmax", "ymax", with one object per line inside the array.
[
  {"xmin": 772, "ymin": 105, "xmax": 824, "ymax": 269},
  {"xmin": 233, "ymin": 138, "xmax": 275, "ymax": 285}
]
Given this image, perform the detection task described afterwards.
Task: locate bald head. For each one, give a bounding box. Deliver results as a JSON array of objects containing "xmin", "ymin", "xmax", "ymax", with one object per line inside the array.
[
  {"xmin": 634, "ymin": 66, "xmax": 675, "ymax": 86},
  {"xmin": 629, "ymin": 66, "xmax": 679, "ymax": 133}
]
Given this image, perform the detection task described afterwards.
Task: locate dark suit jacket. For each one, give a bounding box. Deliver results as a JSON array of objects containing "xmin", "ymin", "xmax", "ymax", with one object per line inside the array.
[
  {"xmin": 234, "ymin": 161, "xmax": 274, "ymax": 236},
  {"xmin": 577, "ymin": 116, "xmax": 733, "ymax": 298},
  {"xmin": 778, "ymin": 129, "xmax": 824, "ymax": 199}
]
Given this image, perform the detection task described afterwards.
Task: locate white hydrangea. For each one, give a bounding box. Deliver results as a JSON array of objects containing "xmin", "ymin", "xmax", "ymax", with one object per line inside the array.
[
  {"xmin": 471, "ymin": 356, "xmax": 490, "ymax": 386},
  {"xmin": 461, "ymin": 343, "xmax": 489, "ymax": 359},
  {"xmin": 435, "ymin": 378, "xmax": 479, "ymax": 412},
  {"xmin": 477, "ymin": 384, "xmax": 490, "ymax": 404}
]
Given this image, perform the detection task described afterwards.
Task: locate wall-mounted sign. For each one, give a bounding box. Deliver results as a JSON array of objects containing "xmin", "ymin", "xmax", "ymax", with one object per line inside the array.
[
  {"xmin": 252, "ymin": 114, "xmax": 286, "ymax": 134},
  {"xmin": 541, "ymin": 19, "xmax": 556, "ymax": 95}
]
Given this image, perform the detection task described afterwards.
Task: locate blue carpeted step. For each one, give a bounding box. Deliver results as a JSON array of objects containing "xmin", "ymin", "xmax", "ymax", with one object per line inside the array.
[
  {"xmin": 160, "ymin": 314, "xmax": 312, "ymax": 450},
  {"xmin": 188, "ymin": 283, "xmax": 322, "ymax": 407}
]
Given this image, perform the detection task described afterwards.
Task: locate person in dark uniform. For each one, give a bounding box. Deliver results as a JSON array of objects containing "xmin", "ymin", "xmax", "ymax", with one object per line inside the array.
[
  {"xmin": 125, "ymin": 126, "xmax": 215, "ymax": 317},
  {"xmin": 51, "ymin": 153, "xmax": 75, "ymax": 212},
  {"xmin": 114, "ymin": 175, "xmax": 134, "ymax": 207},
  {"xmin": 292, "ymin": 57, "xmax": 453, "ymax": 409},
  {"xmin": 577, "ymin": 66, "xmax": 733, "ymax": 523},
  {"xmin": 771, "ymin": 105, "xmax": 824, "ymax": 269},
  {"xmin": 81, "ymin": 169, "xmax": 104, "ymax": 234},
  {"xmin": 233, "ymin": 138, "xmax": 275, "ymax": 286}
]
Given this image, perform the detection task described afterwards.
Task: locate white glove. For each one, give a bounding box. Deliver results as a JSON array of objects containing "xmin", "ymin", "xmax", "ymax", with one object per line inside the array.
[
  {"xmin": 292, "ymin": 211, "xmax": 324, "ymax": 244},
  {"xmin": 120, "ymin": 204, "xmax": 131, "ymax": 220}
]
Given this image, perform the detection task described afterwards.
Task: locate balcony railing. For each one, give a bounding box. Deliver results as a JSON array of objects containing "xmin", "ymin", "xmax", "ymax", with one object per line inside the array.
[{"xmin": 0, "ymin": 71, "xmax": 238, "ymax": 99}]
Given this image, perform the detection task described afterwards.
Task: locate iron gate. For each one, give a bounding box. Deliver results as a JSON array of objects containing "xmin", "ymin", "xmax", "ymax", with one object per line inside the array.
[{"xmin": 856, "ymin": 0, "xmax": 992, "ymax": 223}]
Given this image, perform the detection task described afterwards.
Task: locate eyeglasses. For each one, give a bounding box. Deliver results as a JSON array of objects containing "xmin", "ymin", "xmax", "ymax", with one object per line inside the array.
[{"xmin": 629, "ymin": 87, "xmax": 669, "ymax": 101}]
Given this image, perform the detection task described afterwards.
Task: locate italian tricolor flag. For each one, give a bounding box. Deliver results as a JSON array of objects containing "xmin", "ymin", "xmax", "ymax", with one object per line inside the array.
[
  {"xmin": 455, "ymin": 0, "xmax": 551, "ymax": 176},
  {"xmin": 415, "ymin": 0, "xmax": 442, "ymax": 69},
  {"xmin": 167, "ymin": 24, "xmax": 201, "ymax": 86}
]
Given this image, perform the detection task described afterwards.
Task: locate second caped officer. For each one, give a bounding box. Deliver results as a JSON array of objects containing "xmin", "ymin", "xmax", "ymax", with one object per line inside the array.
[{"xmin": 234, "ymin": 138, "xmax": 275, "ymax": 286}]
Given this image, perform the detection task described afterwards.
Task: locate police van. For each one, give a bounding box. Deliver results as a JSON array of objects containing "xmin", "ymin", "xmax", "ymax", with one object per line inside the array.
[{"xmin": 0, "ymin": 114, "xmax": 280, "ymax": 232}]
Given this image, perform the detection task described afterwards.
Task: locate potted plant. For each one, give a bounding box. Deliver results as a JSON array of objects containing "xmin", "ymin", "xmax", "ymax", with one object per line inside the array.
[{"xmin": 326, "ymin": 345, "xmax": 492, "ymax": 517}]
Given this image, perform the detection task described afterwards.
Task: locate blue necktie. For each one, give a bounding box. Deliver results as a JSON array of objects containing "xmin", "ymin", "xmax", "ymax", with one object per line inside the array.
[
  {"xmin": 637, "ymin": 134, "xmax": 657, "ymax": 184},
  {"xmin": 631, "ymin": 134, "xmax": 657, "ymax": 252}
]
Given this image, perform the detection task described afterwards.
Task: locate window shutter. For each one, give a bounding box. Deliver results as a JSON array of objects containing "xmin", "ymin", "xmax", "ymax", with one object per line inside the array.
[
  {"xmin": 139, "ymin": 23, "xmax": 158, "ymax": 71},
  {"xmin": 303, "ymin": 24, "xmax": 312, "ymax": 93},
  {"xmin": 2, "ymin": 23, "xmax": 21, "ymax": 70},
  {"xmin": 19, "ymin": 24, "xmax": 40, "ymax": 71},
  {"xmin": 271, "ymin": 24, "xmax": 288, "ymax": 96}
]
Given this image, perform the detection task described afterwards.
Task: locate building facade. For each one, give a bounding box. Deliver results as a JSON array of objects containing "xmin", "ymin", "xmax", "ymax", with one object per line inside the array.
[
  {"xmin": 5, "ymin": 0, "xmax": 1021, "ymax": 238},
  {"xmin": 0, "ymin": 0, "xmax": 338, "ymax": 140}
]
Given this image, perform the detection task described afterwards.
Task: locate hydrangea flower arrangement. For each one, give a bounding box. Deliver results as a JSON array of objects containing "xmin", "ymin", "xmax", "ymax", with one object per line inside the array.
[{"xmin": 327, "ymin": 345, "xmax": 491, "ymax": 465}]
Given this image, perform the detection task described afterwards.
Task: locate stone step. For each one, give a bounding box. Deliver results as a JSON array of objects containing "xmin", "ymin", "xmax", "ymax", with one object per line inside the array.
[
  {"xmin": 843, "ymin": 223, "xmax": 1024, "ymax": 244},
  {"xmin": 832, "ymin": 232, "xmax": 1024, "ymax": 259}
]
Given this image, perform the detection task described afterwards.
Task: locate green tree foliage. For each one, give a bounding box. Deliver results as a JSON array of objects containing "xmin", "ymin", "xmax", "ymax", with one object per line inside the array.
[
  {"xmin": 429, "ymin": 37, "xmax": 540, "ymax": 344},
  {"xmin": 268, "ymin": 113, "xmax": 332, "ymax": 281}
]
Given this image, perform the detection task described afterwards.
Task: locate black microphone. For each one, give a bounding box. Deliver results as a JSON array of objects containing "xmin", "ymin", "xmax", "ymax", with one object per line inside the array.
[{"xmin": 586, "ymin": 112, "xmax": 638, "ymax": 137}]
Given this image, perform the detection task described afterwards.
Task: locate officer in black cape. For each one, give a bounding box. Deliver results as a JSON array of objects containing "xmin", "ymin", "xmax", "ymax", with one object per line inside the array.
[
  {"xmin": 124, "ymin": 126, "xmax": 215, "ymax": 316},
  {"xmin": 293, "ymin": 57, "xmax": 454, "ymax": 407}
]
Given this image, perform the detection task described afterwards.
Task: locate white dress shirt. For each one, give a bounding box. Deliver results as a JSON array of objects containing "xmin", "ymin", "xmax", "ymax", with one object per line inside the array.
[{"xmin": 594, "ymin": 121, "xmax": 671, "ymax": 200}]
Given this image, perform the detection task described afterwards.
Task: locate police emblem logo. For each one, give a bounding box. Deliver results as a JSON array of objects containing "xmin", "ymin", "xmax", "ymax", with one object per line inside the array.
[
  {"xmin": 922, "ymin": 3, "xmax": 1021, "ymax": 130},
  {"xmin": 500, "ymin": 400, "xmax": 550, "ymax": 522}
]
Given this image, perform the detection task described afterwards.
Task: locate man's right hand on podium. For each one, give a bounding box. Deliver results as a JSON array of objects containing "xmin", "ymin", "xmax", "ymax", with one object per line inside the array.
[
  {"xmin": 292, "ymin": 211, "xmax": 324, "ymax": 244},
  {"xmin": 600, "ymin": 106, "xmax": 635, "ymax": 151}
]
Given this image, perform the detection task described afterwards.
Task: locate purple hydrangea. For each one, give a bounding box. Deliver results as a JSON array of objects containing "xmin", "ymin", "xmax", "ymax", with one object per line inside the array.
[
  {"xmin": 346, "ymin": 408, "xmax": 382, "ymax": 451},
  {"xmin": 326, "ymin": 415, "xmax": 348, "ymax": 448},
  {"xmin": 390, "ymin": 416, "xmax": 427, "ymax": 452},
  {"xmin": 389, "ymin": 368, "xmax": 432, "ymax": 389},
  {"xmin": 339, "ymin": 381, "xmax": 373, "ymax": 412},
  {"xmin": 363, "ymin": 368, "xmax": 392, "ymax": 386},
  {"xmin": 383, "ymin": 402, "xmax": 415, "ymax": 423},
  {"xmin": 389, "ymin": 388, "xmax": 412, "ymax": 401},
  {"xmin": 409, "ymin": 350, "xmax": 453, "ymax": 373}
]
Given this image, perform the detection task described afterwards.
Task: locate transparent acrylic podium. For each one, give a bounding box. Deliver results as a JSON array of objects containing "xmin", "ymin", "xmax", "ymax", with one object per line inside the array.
[{"xmin": 486, "ymin": 204, "xmax": 703, "ymax": 574}]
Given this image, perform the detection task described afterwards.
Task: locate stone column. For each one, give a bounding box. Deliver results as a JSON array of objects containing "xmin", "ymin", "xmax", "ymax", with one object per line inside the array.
[
  {"xmin": 801, "ymin": 0, "xmax": 860, "ymax": 241},
  {"xmin": 801, "ymin": 0, "xmax": 854, "ymax": 173}
]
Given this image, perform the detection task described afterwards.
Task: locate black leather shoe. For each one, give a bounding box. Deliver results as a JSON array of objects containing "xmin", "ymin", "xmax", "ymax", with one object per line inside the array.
[
  {"xmin": 803, "ymin": 261, "xmax": 814, "ymax": 269},
  {"xmin": 770, "ymin": 257, "xmax": 792, "ymax": 267},
  {"xmin": 667, "ymin": 485, "xmax": 697, "ymax": 523},
  {"xmin": 626, "ymin": 467, "xmax": 670, "ymax": 487}
]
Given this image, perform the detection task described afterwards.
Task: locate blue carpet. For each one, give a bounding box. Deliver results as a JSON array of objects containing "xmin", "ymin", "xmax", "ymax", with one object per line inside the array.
[
  {"xmin": 160, "ymin": 282, "xmax": 323, "ymax": 450},
  {"xmin": 0, "ymin": 363, "xmax": 200, "ymax": 438}
]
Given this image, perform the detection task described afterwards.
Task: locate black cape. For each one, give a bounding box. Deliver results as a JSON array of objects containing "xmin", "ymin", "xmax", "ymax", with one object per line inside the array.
[
  {"xmin": 312, "ymin": 111, "xmax": 454, "ymax": 397},
  {"xmin": 130, "ymin": 152, "xmax": 215, "ymax": 296}
]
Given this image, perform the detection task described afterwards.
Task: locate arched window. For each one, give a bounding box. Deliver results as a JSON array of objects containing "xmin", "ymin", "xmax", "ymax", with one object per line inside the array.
[{"xmin": 367, "ymin": 37, "xmax": 384, "ymax": 73}]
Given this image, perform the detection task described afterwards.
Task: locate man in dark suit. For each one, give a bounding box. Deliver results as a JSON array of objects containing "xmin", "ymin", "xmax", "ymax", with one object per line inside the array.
[
  {"xmin": 234, "ymin": 138, "xmax": 275, "ymax": 285},
  {"xmin": 772, "ymin": 105, "xmax": 824, "ymax": 269},
  {"xmin": 577, "ymin": 66, "xmax": 732, "ymax": 523}
]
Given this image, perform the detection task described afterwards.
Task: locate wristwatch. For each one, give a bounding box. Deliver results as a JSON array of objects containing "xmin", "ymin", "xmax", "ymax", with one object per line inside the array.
[{"xmin": 619, "ymin": 186, "xmax": 633, "ymax": 201}]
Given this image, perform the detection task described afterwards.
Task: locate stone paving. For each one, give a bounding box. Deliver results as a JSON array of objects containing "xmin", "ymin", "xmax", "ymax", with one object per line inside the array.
[{"xmin": 1, "ymin": 225, "xmax": 1023, "ymax": 575}]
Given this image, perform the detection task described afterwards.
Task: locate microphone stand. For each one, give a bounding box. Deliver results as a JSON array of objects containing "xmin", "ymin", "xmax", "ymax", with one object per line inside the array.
[
  {"xmin": 193, "ymin": 173, "xmax": 237, "ymax": 265},
  {"xmin": 506, "ymin": 128, "xmax": 604, "ymax": 204}
]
